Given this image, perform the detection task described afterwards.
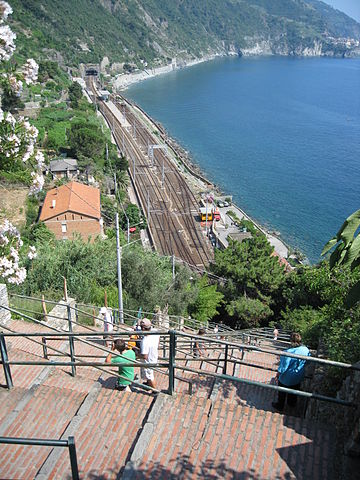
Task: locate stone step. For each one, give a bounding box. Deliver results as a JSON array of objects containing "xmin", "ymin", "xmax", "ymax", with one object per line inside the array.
[
  {"xmin": 0, "ymin": 385, "xmax": 87, "ymax": 479},
  {"xmin": 41, "ymin": 386, "xmax": 154, "ymax": 479},
  {"xmin": 122, "ymin": 393, "xmax": 335, "ymax": 480}
]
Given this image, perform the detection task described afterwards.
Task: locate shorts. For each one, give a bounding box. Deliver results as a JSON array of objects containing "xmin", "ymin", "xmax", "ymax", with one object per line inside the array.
[
  {"xmin": 115, "ymin": 384, "xmax": 131, "ymax": 392},
  {"xmin": 141, "ymin": 367, "xmax": 154, "ymax": 381}
]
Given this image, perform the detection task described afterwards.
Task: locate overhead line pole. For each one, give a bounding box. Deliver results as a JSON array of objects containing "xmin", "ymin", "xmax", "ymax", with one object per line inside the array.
[{"xmin": 115, "ymin": 213, "xmax": 124, "ymax": 324}]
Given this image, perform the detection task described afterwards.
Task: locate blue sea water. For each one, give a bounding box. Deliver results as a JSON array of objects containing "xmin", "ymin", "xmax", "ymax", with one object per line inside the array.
[{"xmin": 125, "ymin": 56, "xmax": 360, "ymax": 263}]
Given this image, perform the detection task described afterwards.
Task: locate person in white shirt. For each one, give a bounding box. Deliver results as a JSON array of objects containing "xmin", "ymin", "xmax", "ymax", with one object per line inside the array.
[
  {"xmin": 139, "ymin": 318, "xmax": 160, "ymax": 389},
  {"xmin": 100, "ymin": 306, "xmax": 113, "ymax": 347}
]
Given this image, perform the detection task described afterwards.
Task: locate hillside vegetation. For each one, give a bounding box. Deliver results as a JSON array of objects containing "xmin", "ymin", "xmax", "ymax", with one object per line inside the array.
[{"xmin": 9, "ymin": 0, "xmax": 360, "ymax": 68}]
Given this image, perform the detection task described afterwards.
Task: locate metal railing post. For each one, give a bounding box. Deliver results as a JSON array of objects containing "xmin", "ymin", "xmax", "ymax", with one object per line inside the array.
[
  {"xmin": 42, "ymin": 337, "xmax": 48, "ymax": 360},
  {"xmin": 67, "ymin": 305, "xmax": 76, "ymax": 377},
  {"xmin": 68, "ymin": 436, "xmax": 80, "ymax": 480},
  {"xmin": 163, "ymin": 338, "xmax": 166, "ymax": 358},
  {"xmin": 168, "ymin": 330, "xmax": 176, "ymax": 395},
  {"xmin": 223, "ymin": 344, "xmax": 229, "ymax": 375},
  {"xmin": 74, "ymin": 304, "xmax": 79, "ymax": 325},
  {"xmin": 0, "ymin": 333, "xmax": 13, "ymax": 389}
]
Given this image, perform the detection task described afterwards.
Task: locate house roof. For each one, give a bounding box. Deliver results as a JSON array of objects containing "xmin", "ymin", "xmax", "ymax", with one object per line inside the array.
[
  {"xmin": 49, "ymin": 158, "xmax": 78, "ymax": 172},
  {"xmin": 40, "ymin": 181, "xmax": 101, "ymax": 221},
  {"xmin": 271, "ymin": 251, "xmax": 293, "ymax": 273}
]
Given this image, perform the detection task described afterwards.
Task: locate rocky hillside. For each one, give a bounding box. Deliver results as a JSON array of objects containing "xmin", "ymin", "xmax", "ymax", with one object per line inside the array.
[{"xmin": 9, "ymin": 0, "xmax": 360, "ymax": 68}]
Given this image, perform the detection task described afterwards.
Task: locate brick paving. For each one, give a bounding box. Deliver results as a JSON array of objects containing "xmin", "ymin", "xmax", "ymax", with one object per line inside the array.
[
  {"xmin": 124, "ymin": 394, "xmax": 334, "ymax": 479},
  {"xmin": 0, "ymin": 318, "xmax": 336, "ymax": 479}
]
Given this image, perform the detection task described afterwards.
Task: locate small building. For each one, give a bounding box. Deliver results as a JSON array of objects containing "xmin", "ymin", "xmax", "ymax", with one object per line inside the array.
[
  {"xmin": 39, "ymin": 181, "xmax": 103, "ymax": 241},
  {"xmin": 98, "ymin": 90, "xmax": 110, "ymax": 102},
  {"xmin": 48, "ymin": 158, "xmax": 79, "ymax": 180},
  {"xmin": 228, "ymin": 231, "xmax": 252, "ymax": 243}
]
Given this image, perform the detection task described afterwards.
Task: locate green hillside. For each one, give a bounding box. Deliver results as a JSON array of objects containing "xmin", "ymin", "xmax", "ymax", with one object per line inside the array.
[{"xmin": 9, "ymin": 0, "xmax": 360, "ymax": 68}]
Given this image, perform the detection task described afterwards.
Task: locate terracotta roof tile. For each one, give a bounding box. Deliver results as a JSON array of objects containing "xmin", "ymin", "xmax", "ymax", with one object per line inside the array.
[{"xmin": 39, "ymin": 181, "xmax": 101, "ymax": 221}]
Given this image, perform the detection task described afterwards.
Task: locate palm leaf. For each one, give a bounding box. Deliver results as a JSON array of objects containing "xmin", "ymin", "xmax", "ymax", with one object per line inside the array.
[
  {"xmin": 321, "ymin": 237, "xmax": 338, "ymax": 256},
  {"xmin": 343, "ymin": 234, "xmax": 360, "ymax": 269},
  {"xmin": 329, "ymin": 242, "xmax": 345, "ymax": 269},
  {"xmin": 346, "ymin": 280, "xmax": 360, "ymax": 308},
  {"xmin": 336, "ymin": 209, "xmax": 360, "ymax": 245}
]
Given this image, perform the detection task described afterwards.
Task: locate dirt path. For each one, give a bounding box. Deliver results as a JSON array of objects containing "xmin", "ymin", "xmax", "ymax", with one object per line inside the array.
[{"xmin": 0, "ymin": 186, "xmax": 28, "ymax": 227}]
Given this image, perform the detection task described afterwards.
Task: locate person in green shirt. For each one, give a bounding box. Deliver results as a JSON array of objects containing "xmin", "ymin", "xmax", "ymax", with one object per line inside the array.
[{"xmin": 105, "ymin": 339, "xmax": 135, "ymax": 392}]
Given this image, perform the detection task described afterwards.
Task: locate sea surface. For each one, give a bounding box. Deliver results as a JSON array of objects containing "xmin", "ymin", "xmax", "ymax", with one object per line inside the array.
[{"xmin": 125, "ymin": 56, "xmax": 360, "ymax": 263}]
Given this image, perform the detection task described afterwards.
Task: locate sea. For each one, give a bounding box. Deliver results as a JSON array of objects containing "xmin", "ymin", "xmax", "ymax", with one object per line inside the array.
[{"xmin": 125, "ymin": 56, "xmax": 360, "ymax": 264}]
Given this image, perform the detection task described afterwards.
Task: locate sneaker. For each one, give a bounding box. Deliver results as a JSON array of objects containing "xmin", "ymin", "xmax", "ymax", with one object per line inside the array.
[{"xmin": 272, "ymin": 402, "xmax": 284, "ymax": 412}]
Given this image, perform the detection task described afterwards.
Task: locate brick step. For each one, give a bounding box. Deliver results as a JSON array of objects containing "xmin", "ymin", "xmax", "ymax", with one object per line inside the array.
[
  {"xmin": 122, "ymin": 393, "xmax": 335, "ymax": 480},
  {"xmin": 4, "ymin": 319, "xmax": 66, "ymax": 357},
  {"xmin": 0, "ymin": 384, "xmax": 87, "ymax": 480},
  {"xmin": 0, "ymin": 387, "xmax": 28, "ymax": 424},
  {"xmin": 44, "ymin": 386, "xmax": 154, "ymax": 479}
]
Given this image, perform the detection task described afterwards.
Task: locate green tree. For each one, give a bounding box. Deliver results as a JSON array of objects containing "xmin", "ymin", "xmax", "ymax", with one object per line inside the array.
[
  {"xmin": 69, "ymin": 121, "xmax": 105, "ymax": 164},
  {"xmin": 116, "ymin": 171, "xmax": 129, "ymax": 191},
  {"xmin": 68, "ymin": 81, "xmax": 83, "ymax": 108},
  {"xmin": 120, "ymin": 203, "xmax": 146, "ymax": 230},
  {"xmin": 114, "ymin": 153, "xmax": 129, "ymax": 172},
  {"xmin": 212, "ymin": 236, "xmax": 286, "ymax": 328},
  {"xmin": 188, "ymin": 276, "xmax": 223, "ymax": 323}
]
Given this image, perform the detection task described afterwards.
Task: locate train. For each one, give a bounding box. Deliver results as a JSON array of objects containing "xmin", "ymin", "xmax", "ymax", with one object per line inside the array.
[{"xmin": 199, "ymin": 206, "xmax": 220, "ymax": 222}]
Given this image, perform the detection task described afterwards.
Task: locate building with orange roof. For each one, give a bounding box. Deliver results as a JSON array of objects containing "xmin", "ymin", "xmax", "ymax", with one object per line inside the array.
[{"xmin": 39, "ymin": 181, "xmax": 103, "ymax": 241}]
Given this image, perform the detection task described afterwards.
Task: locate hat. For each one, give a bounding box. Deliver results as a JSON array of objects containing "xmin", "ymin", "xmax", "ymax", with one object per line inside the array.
[
  {"xmin": 140, "ymin": 318, "xmax": 152, "ymax": 328},
  {"xmin": 99, "ymin": 307, "xmax": 107, "ymax": 314}
]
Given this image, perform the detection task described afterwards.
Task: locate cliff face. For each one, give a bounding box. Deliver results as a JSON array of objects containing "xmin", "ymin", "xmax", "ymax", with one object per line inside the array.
[
  {"xmin": 240, "ymin": 37, "xmax": 360, "ymax": 58},
  {"xmin": 10, "ymin": 0, "xmax": 360, "ymax": 67}
]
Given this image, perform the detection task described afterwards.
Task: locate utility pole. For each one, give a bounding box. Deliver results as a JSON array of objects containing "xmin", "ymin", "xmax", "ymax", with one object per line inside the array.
[
  {"xmin": 147, "ymin": 190, "xmax": 150, "ymax": 226},
  {"xmin": 133, "ymin": 157, "xmax": 136, "ymax": 183},
  {"xmin": 172, "ymin": 255, "xmax": 175, "ymax": 280},
  {"xmin": 127, "ymin": 216, "xmax": 130, "ymax": 244},
  {"xmin": 115, "ymin": 213, "xmax": 124, "ymax": 324},
  {"xmin": 162, "ymin": 158, "xmax": 165, "ymax": 189},
  {"xmin": 114, "ymin": 172, "xmax": 117, "ymax": 195},
  {"xmin": 106, "ymin": 143, "xmax": 108, "ymax": 163}
]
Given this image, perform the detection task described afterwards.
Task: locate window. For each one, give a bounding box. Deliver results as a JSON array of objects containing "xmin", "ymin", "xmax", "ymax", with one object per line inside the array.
[{"xmin": 61, "ymin": 224, "xmax": 67, "ymax": 233}]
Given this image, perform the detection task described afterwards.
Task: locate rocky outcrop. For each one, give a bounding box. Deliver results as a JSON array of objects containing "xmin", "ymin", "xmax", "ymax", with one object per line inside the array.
[{"xmin": 239, "ymin": 36, "xmax": 359, "ymax": 58}]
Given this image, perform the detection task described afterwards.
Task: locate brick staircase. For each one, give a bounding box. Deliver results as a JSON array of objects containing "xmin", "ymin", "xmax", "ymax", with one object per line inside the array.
[{"xmin": 0, "ymin": 319, "xmax": 336, "ymax": 479}]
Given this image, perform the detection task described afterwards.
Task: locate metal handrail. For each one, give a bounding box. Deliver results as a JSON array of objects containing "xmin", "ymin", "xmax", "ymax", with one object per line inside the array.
[
  {"xmin": 176, "ymin": 365, "xmax": 355, "ymax": 408},
  {"xmin": 0, "ymin": 436, "xmax": 79, "ymax": 480},
  {"xmin": 2, "ymin": 302, "xmax": 358, "ymax": 407},
  {"xmin": 9, "ymin": 293, "xmax": 233, "ymax": 333},
  {"xmin": 0, "ymin": 304, "xmax": 193, "ymax": 394},
  {"xmin": 175, "ymin": 331, "xmax": 360, "ymax": 371}
]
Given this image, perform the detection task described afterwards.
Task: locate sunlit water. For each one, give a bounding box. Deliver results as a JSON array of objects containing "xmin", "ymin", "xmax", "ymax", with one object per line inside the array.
[{"xmin": 126, "ymin": 56, "xmax": 360, "ymax": 263}]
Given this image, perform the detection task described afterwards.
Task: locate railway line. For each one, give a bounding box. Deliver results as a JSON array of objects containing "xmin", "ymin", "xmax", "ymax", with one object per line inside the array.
[{"xmin": 87, "ymin": 79, "xmax": 213, "ymax": 268}]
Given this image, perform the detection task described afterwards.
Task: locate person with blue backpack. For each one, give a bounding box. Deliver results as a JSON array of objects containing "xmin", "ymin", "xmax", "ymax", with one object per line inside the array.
[{"xmin": 272, "ymin": 332, "xmax": 310, "ymax": 411}]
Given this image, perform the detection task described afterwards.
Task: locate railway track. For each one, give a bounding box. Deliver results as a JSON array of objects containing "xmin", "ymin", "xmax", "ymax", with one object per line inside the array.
[{"xmin": 87, "ymin": 79, "xmax": 213, "ymax": 268}]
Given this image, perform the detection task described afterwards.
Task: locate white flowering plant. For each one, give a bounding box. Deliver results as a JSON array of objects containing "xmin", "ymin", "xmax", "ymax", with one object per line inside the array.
[
  {"xmin": 0, "ymin": 2, "xmax": 44, "ymax": 193},
  {"xmin": 0, "ymin": 219, "xmax": 37, "ymax": 285},
  {"xmin": 0, "ymin": 2, "xmax": 44, "ymax": 284}
]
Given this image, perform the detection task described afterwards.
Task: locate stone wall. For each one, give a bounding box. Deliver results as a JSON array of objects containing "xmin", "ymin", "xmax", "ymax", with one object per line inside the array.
[
  {"xmin": 305, "ymin": 343, "xmax": 360, "ymax": 477},
  {"xmin": 0, "ymin": 284, "xmax": 11, "ymax": 327},
  {"xmin": 46, "ymin": 297, "xmax": 77, "ymax": 331}
]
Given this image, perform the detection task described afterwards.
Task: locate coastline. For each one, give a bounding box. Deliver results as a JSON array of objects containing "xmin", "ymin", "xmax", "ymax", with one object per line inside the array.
[
  {"xmin": 113, "ymin": 53, "xmax": 230, "ymax": 90},
  {"xmin": 123, "ymin": 95, "xmax": 293, "ymax": 263},
  {"xmin": 111, "ymin": 55, "xmax": 310, "ymax": 264}
]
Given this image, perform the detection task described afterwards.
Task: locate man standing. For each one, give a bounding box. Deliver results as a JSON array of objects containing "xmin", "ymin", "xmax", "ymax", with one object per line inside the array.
[
  {"xmin": 139, "ymin": 318, "xmax": 160, "ymax": 389},
  {"xmin": 100, "ymin": 306, "xmax": 113, "ymax": 347},
  {"xmin": 105, "ymin": 339, "xmax": 135, "ymax": 392},
  {"xmin": 272, "ymin": 332, "xmax": 310, "ymax": 411}
]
